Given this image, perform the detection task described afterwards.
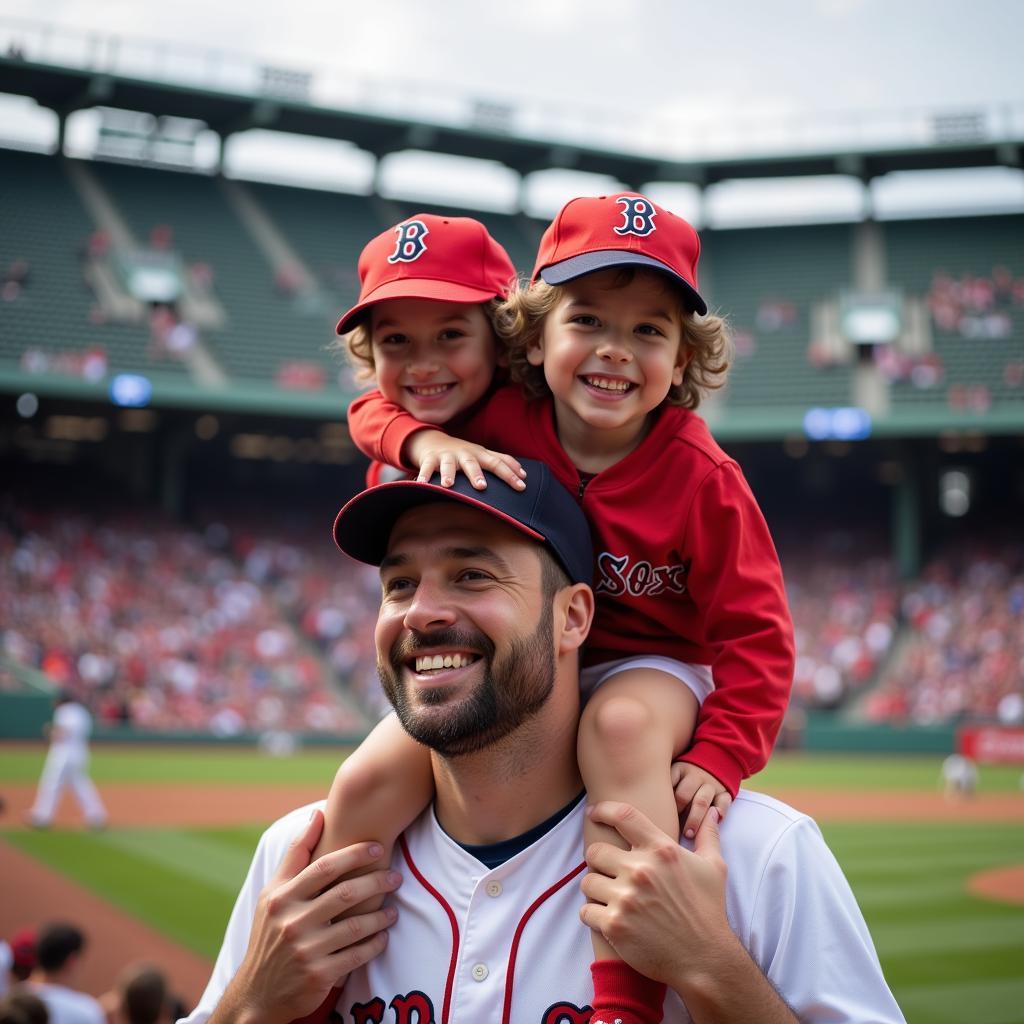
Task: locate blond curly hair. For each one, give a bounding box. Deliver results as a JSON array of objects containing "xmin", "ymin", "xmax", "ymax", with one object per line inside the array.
[
  {"xmin": 332, "ymin": 298, "xmax": 506, "ymax": 384},
  {"xmin": 495, "ymin": 269, "xmax": 732, "ymax": 410}
]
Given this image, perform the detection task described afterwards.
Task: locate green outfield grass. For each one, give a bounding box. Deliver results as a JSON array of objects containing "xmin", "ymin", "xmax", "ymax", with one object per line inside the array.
[
  {"xmin": 3, "ymin": 747, "xmax": 1023, "ymax": 1024},
  {"xmin": 3, "ymin": 744, "xmax": 1023, "ymax": 790},
  {"xmin": 0, "ymin": 744, "xmax": 353, "ymax": 784},
  {"xmin": 751, "ymin": 752, "xmax": 1024, "ymax": 792}
]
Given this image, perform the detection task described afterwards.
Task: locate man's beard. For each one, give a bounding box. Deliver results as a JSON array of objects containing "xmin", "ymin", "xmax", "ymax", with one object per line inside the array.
[{"xmin": 377, "ymin": 612, "xmax": 554, "ymax": 757}]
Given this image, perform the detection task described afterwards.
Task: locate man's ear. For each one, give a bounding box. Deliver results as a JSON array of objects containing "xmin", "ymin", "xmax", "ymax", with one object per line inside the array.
[
  {"xmin": 556, "ymin": 583, "xmax": 594, "ymax": 656},
  {"xmin": 526, "ymin": 337, "xmax": 545, "ymax": 367}
]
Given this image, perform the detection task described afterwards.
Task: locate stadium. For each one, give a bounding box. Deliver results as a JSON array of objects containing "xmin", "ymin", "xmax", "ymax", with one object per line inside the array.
[{"xmin": 0, "ymin": 13, "xmax": 1022, "ymax": 1024}]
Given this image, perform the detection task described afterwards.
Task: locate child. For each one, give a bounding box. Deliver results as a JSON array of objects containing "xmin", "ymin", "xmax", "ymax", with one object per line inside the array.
[
  {"xmin": 333, "ymin": 212, "xmax": 525, "ymax": 488},
  {"xmin": 344, "ymin": 194, "xmax": 795, "ymax": 1024}
]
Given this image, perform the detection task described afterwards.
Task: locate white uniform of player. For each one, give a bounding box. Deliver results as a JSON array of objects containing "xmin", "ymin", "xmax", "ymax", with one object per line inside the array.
[
  {"xmin": 183, "ymin": 791, "xmax": 904, "ymax": 1024},
  {"xmin": 28, "ymin": 699, "xmax": 107, "ymax": 828}
]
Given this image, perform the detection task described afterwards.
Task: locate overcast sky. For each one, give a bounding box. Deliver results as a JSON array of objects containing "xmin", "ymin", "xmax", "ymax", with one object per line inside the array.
[{"xmin": 2, "ymin": 0, "xmax": 1023, "ymax": 221}]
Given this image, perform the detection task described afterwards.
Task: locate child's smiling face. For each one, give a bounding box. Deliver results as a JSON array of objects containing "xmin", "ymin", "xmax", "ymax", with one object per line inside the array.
[
  {"xmin": 371, "ymin": 298, "xmax": 499, "ymax": 425},
  {"xmin": 528, "ymin": 269, "xmax": 690, "ymax": 458}
]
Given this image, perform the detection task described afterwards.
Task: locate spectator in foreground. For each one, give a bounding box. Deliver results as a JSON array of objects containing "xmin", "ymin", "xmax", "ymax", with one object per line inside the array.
[
  {"xmin": 2, "ymin": 930, "xmax": 36, "ymax": 995},
  {"xmin": 100, "ymin": 964, "xmax": 172, "ymax": 1024},
  {"xmin": 26, "ymin": 924, "xmax": 103, "ymax": 1024},
  {"xmin": 0, "ymin": 990, "xmax": 49, "ymax": 1024}
]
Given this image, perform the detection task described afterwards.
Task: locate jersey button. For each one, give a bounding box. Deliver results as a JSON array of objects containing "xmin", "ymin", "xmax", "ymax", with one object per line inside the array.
[
  {"xmin": 485, "ymin": 881, "xmax": 502, "ymax": 898},
  {"xmin": 471, "ymin": 963, "xmax": 489, "ymax": 982}
]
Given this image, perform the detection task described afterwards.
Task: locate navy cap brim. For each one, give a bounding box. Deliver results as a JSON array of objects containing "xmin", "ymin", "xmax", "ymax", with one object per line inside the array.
[
  {"xmin": 540, "ymin": 250, "xmax": 708, "ymax": 316},
  {"xmin": 334, "ymin": 479, "xmax": 545, "ymax": 567}
]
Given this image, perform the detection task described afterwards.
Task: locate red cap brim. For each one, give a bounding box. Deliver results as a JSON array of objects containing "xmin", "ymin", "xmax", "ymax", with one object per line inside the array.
[{"xmin": 336, "ymin": 279, "xmax": 502, "ymax": 335}]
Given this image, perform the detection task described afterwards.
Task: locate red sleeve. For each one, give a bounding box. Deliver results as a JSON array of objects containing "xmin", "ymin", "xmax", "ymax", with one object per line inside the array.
[
  {"xmin": 347, "ymin": 386, "xmax": 530, "ymax": 468},
  {"xmin": 347, "ymin": 389, "xmax": 429, "ymax": 468},
  {"xmin": 676, "ymin": 462, "xmax": 795, "ymax": 796}
]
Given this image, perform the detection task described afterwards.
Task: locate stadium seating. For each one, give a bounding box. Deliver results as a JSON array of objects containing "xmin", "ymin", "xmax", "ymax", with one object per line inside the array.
[
  {"xmin": 883, "ymin": 215, "xmax": 1024, "ymax": 410},
  {"xmin": 244, "ymin": 181, "xmax": 383, "ymax": 310},
  {"xmin": 88, "ymin": 161, "xmax": 342, "ymax": 386},
  {"xmin": 701, "ymin": 224, "xmax": 856, "ymax": 409},
  {"xmin": 0, "ymin": 149, "xmax": 161, "ymax": 379}
]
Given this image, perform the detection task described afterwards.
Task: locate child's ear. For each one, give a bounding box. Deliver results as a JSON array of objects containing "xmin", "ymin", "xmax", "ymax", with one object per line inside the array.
[
  {"xmin": 673, "ymin": 344, "xmax": 693, "ymax": 387},
  {"xmin": 526, "ymin": 339, "xmax": 545, "ymax": 367}
]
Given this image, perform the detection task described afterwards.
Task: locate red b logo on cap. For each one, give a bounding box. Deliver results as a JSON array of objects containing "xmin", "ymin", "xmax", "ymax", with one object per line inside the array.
[
  {"xmin": 614, "ymin": 196, "xmax": 657, "ymax": 237},
  {"xmin": 388, "ymin": 220, "xmax": 430, "ymax": 263}
]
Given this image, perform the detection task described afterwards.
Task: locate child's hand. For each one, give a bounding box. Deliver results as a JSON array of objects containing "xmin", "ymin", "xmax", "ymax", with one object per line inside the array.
[
  {"xmin": 406, "ymin": 429, "xmax": 527, "ymax": 491},
  {"xmin": 672, "ymin": 761, "xmax": 732, "ymax": 842}
]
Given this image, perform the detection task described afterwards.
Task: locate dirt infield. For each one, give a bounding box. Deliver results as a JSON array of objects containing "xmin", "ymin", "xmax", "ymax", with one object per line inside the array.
[
  {"xmin": 2, "ymin": 782, "xmax": 1022, "ymax": 1007},
  {"xmin": 0, "ymin": 783, "xmax": 329, "ymax": 1006},
  {"xmin": 4, "ymin": 782, "xmax": 1024, "ymax": 829},
  {"xmin": 1, "ymin": 782, "xmax": 327, "ymax": 829},
  {"xmin": 0, "ymin": 841, "xmax": 215, "ymax": 1007}
]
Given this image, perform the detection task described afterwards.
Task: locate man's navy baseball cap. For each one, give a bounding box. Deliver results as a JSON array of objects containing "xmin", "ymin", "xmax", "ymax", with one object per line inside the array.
[{"xmin": 333, "ymin": 458, "xmax": 593, "ymax": 587}]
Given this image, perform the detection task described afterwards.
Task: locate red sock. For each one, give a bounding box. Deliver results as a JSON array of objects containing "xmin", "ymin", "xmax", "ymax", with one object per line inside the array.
[{"xmin": 589, "ymin": 960, "xmax": 666, "ymax": 1024}]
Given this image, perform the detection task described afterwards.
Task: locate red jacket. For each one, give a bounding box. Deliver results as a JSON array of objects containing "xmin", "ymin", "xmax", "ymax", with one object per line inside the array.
[{"xmin": 348, "ymin": 386, "xmax": 795, "ymax": 795}]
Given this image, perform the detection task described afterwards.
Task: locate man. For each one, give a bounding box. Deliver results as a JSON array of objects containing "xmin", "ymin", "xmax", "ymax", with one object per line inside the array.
[
  {"xmin": 27, "ymin": 922, "xmax": 105, "ymax": 1024},
  {"xmin": 184, "ymin": 462, "xmax": 904, "ymax": 1024},
  {"xmin": 26, "ymin": 691, "xmax": 107, "ymax": 830}
]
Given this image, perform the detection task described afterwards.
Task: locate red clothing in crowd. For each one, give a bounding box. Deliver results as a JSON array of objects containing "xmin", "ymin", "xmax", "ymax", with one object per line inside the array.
[{"xmin": 348, "ymin": 385, "xmax": 795, "ymax": 795}]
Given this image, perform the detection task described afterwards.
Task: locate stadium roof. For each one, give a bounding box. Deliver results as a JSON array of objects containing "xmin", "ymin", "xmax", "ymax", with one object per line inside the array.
[{"xmin": 2, "ymin": 56, "xmax": 1021, "ymax": 186}]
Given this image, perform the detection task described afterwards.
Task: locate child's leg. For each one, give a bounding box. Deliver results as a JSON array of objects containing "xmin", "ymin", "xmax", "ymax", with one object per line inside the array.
[
  {"xmin": 289, "ymin": 718, "xmax": 432, "ymax": 1024},
  {"xmin": 313, "ymin": 711, "xmax": 434, "ymax": 914},
  {"xmin": 578, "ymin": 668, "xmax": 699, "ymax": 1024}
]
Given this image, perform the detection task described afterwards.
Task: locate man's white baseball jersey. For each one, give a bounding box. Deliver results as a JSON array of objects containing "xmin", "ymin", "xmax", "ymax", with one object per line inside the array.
[{"xmin": 183, "ymin": 791, "xmax": 903, "ymax": 1024}]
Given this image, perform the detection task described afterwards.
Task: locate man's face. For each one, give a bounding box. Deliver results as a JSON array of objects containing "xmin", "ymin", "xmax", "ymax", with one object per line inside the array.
[{"xmin": 375, "ymin": 503, "xmax": 556, "ymax": 756}]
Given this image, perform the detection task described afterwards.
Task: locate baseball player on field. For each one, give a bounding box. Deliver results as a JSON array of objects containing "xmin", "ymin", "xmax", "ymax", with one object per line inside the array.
[
  {"xmin": 27, "ymin": 690, "xmax": 107, "ymax": 830},
  {"xmin": 181, "ymin": 464, "xmax": 904, "ymax": 1024},
  {"xmin": 338, "ymin": 193, "xmax": 793, "ymax": 1022}
]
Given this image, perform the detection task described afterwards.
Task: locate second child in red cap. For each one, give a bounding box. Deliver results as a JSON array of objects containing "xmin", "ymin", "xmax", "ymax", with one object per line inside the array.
[{"xmin": 348, "ymin": 193, "xmax": 795, "ymax": 1024}]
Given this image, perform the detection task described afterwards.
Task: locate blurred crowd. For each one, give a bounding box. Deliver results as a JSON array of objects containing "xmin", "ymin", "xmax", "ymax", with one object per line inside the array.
[
  {"xmin": 927, "ymin": 265, "xmax": 1024, "ymax": 338},
  {"xmin": 0, "ymin": 506, "xmax": 378, "ymax": 736},
  {"xmin": 865, "ymin": 543, "xmax": 1024, "ymax": 725},
  {"xmin": 1, "ymin": 505, "xmax": 1021, "ymax": 731},
  {"xmin": 783, "ymin": 547, "xmax": 900, "ymax": 710},
  {"xmin": 0, "ymin": 922, "xmax": 185, "ymax": 1024}
]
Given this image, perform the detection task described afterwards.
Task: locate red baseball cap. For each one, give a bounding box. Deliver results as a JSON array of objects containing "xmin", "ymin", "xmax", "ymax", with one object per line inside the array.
[
  {"xmin": 531, "ymin": 192, "xmax": 707, "ymax": 315},
  {"xmin": 10, "ymin": 927, "xmax": 36, "ymax": 969},
  {"xmin": 336, "ymin": 214, "xmax": 516, "ymax": 334}
]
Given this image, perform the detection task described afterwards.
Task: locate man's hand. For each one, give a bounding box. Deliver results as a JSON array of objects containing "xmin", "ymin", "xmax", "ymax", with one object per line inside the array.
[
  {"xmin": 212, "ymin": 810, "xmax": 402, "ymax": 1024},
  {"xmin": 672, "ymin": 761, "xmax": 732, "ymax": 841},
  {"xmin": 406, "ymin": 429, "xmax": 526, "ymax": 491},
  {"xmin": 579, "ymin": 802, "xmax": 732, "ymax": 991},
  {"xmin": 581, "ymin": 803, "xmax": 800, "ymax": 1022}
]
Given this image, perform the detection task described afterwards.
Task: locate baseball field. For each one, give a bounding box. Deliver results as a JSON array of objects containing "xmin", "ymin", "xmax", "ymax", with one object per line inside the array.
[{"xmin": 1, "ymin": 744, "xmax": 1022, "ymax": 1024}]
